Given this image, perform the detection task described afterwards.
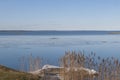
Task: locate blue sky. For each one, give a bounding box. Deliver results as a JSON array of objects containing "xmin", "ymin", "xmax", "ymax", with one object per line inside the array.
[{"xmin": 0, "ymin": 0, "xmax": 120, "ymax": 30}]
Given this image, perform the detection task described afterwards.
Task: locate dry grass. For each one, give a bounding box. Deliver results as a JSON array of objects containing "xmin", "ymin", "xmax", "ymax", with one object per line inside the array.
[
  {"xmin": 0, "ymin": 65, "xmax": 40, "ymax": 80},
  {"xmin": 18, "ymin": 51, "xmax": 120, "ymax": 80},
  {"xmin": 59, "ymin": 51, "xmax": 120, "ymax": 80},
  {"xmin": 19, "ymin": 54, "xmax": 42, "ymax": 72}
]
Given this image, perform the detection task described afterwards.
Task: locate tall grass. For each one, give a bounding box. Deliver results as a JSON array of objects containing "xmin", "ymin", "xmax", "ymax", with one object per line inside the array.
[
  {"xmin": 60, "ymin": 51, "xmax": 120, "ymax": 80},
  {"xmin": 19, "ymin": 51, "xmax": 120, "ymax": 80},
  {"xmin": 19, "ymin": 54, "xmax": 42, "ymax": 72}
]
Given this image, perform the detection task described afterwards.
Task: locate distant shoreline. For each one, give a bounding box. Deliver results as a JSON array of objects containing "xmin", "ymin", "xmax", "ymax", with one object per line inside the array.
[{"xmin": 0, "ymin": 30, "xmax": 120, "ymax": 35}]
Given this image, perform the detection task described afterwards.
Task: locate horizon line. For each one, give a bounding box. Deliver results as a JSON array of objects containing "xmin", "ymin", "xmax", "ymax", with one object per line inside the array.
[{"xmin": 0, "ymin": 30, "xmax": 120, "ymax": 31}]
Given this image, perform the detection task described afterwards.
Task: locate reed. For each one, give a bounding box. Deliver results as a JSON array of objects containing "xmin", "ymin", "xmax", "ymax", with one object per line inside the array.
[
  {"xmin": 19, "ymin": 51, "xmax": 120, "ymax": 80},
  {"xmin": 19, "ymin": 54, "xmax": 42, "ymax": 72},
  {"xmin": 60, "ymin": 51, "xmax": 120, "ymax": 80}
]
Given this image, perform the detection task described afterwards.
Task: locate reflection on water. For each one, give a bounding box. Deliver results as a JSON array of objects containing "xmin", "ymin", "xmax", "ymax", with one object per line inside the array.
[{"xmin": 0, "ymin": 35, "xmax": 120, "ymax": 70}]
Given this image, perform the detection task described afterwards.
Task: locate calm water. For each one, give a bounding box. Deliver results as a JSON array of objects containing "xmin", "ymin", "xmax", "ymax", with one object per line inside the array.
[{"xmin": 0, "ymin": 35, "xmax": 120, "ymax": 70}]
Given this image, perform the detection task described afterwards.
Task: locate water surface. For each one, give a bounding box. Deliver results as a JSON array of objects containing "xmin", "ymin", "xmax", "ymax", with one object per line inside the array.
[{"xmin": 0, "ymin": 35, "xmax": 120, "ymax": 70}]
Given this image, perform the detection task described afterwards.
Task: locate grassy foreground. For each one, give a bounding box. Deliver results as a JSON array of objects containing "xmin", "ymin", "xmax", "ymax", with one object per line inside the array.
[
  {"xmin": 1, "ymin": 51, "xmax": 120, "ymax": 80},
  {"xmin": 0, "ymin": 65, "xmax": 40, "ymax": 80}
]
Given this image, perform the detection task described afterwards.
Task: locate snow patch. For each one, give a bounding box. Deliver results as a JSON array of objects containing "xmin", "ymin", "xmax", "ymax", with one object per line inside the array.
[
  {"xmin": 42, "ymin": 64, "xmax": 60, "ymax": 69},
  {"xmin": 30, "ymin": 64, "xmax": 98, "ymax": 76}
]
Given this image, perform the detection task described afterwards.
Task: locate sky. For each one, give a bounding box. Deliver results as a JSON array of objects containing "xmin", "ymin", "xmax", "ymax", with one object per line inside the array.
[{"xmin": 0, "ymin": 0, "xmax": 120, "ymax": 30}]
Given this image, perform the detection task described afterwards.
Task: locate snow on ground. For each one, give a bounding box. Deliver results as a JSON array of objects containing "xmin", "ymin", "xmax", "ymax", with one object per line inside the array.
[
  {"xmin": 30, "ymin": 64, "xmax": 98, "ymax": 76},
  {"xmin": 30, "ymin": 64, "xmax": 61, "ymax": 74},
  {"xmin": 42, "ymin": 64, "xmax": 61, "ymax": 69}
]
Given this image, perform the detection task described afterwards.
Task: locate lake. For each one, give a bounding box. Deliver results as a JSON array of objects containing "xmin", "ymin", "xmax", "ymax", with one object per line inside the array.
[{"xmin": 0, "ymin": 34, "xmax": 120, "ymax": 70}]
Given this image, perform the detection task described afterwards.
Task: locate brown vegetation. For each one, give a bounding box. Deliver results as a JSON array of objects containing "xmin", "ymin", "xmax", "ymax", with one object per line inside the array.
[
  {"xmin": 0, "ymin": 65, "xmax": 40, "ymax": 80},
  {"xmin": 59, "ymin": 51, "xmax": 120, "ymax": 80},
  {"xmin": 18, "ymin": 51, "xmax": 120, "ymax": 80}
]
